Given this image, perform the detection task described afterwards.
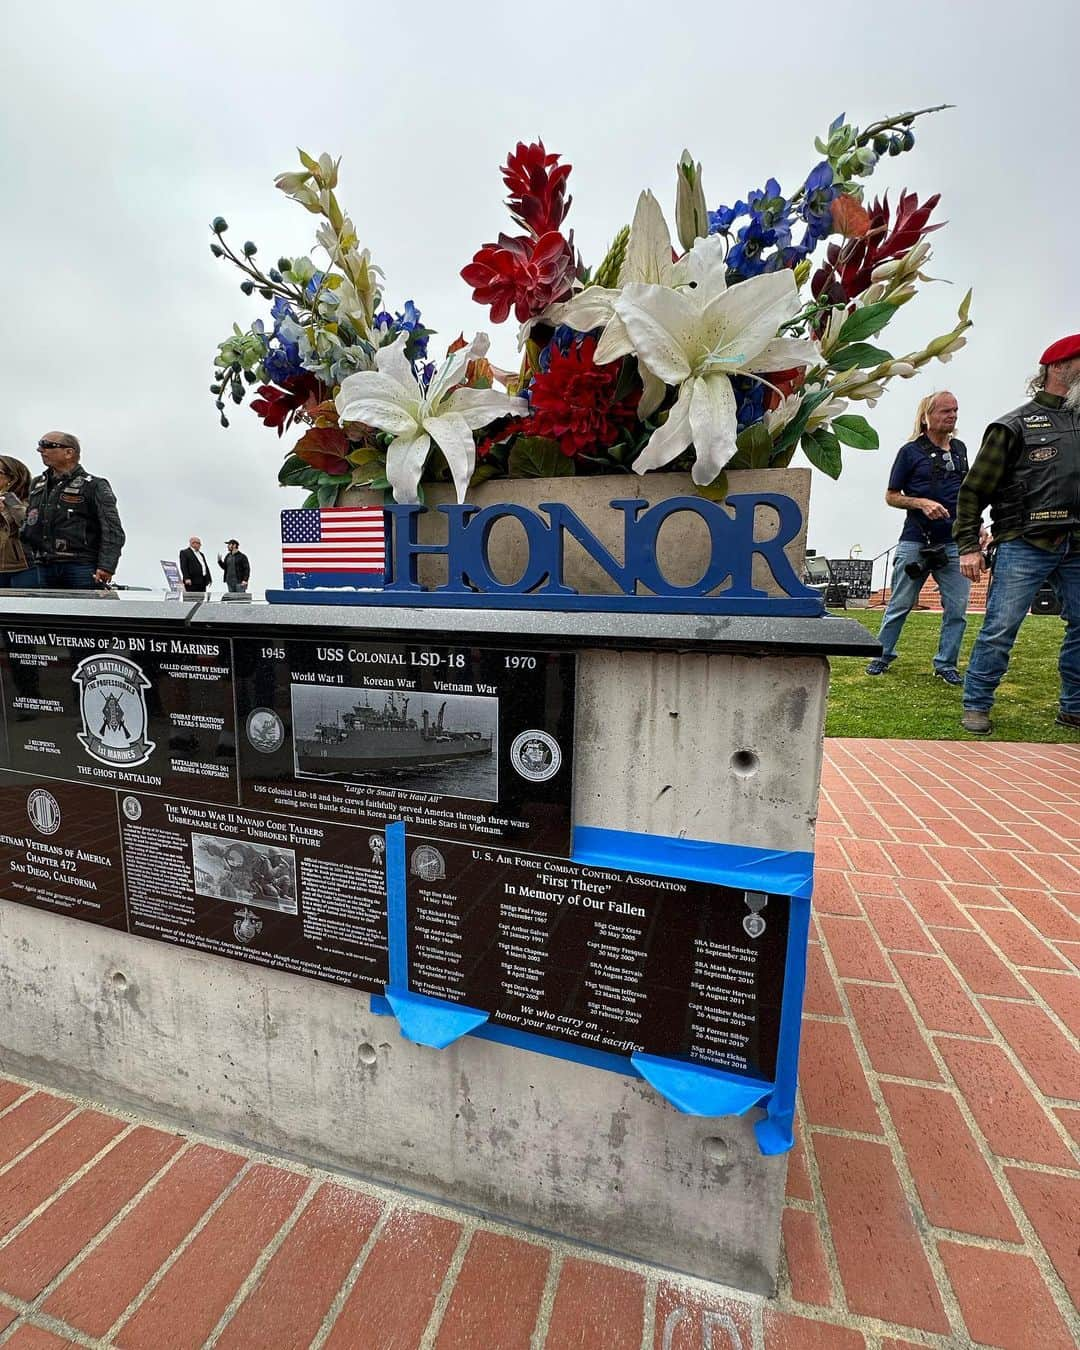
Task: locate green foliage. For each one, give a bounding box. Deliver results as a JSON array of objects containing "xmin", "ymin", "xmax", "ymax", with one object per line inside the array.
[
  {"xmin": 800, "ymin": 427, "xmax": 843, "ymax": 478},
  {"xmin": 831, "ymin": 414, "xmax": 879, "ymax": 450},
  {"xmin": 827, "ymin": 611, "xmax": 1077, "ymax": 743},
  {"xmin": 828, "ymin": 342, "xmax": 892, "ymax": 372},
  {"xmin": 508, "ymin": 437, "xmax": 575, "ymax": 478},
  {"xmin": 835, "ymin": 302, "xmax": 896, "ymax": 345},
  {"xmin": 726, "ymin": 421, "xmax": 773, "ymax": 471}
]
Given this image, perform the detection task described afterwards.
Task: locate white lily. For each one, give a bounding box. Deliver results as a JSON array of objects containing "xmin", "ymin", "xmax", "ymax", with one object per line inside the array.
[
  {"xmin": 598, "ymin": 243, "xmax": 819, "ymax": 485},
  {"xmin": 536, "ymin": 190, "xmax": 679, "ymax": 416},
  {"xmin": 335, "ymin": 333, "xmax": 528, "ymax": 504},
  {"xmin": 766, "ymin": 390, "xmax": 849, "ymax": 437}
]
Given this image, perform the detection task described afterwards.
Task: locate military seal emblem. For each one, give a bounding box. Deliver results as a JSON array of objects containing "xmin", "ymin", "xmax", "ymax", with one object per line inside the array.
[
  {"xmin": 510, "ymin": 729, "xmax": 561, "ymax": 782},
  {"xmin": 73, "ymin": 654, "xmax": 155, "ymax": 767},
  {"xmin": 233, "ymin": 907, "xmax": 263, "ymax": 944},
  {"xmin": 246, "ymin": 707, "xmax": 285, "ymax": 754},
  {"xmin": 27, "ymin": 788, "xmax": 61, "ymax": 836},
  {"xmin": 410, "ymin": 844, "xmax": 445, "ymax": 882}
]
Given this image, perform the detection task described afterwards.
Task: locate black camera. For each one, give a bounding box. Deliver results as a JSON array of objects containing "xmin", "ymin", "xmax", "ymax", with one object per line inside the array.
[{"xmin": 904, "ymin": 547, "xmax": 950, "ymax": 581}]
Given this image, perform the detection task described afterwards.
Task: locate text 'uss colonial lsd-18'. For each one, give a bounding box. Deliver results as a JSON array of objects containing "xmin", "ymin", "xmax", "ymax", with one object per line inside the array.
[{"xmin": 296, "ymin": 692, "xmax": 492, "ymax": 776}]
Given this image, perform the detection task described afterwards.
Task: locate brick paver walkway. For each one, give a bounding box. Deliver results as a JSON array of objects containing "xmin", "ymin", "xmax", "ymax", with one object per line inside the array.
[{"xmin": 0, "ymin": 740, "xmax": 1077, "ymax": 1349}]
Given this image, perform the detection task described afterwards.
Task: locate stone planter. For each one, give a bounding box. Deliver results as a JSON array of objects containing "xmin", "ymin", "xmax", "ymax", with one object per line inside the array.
[{"xmin": 341, "ymin": 468, "xmax": 811, "ymax": 599}]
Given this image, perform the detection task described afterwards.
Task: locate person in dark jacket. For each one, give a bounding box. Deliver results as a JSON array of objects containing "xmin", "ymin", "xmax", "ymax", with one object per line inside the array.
[
  {"xmin": 865, "ymin": 392, "xmax": 971, "ymax": 683},
  {"xmin": 22, "ymin": 432, "xmax": 125, "ymax": 588},
  {"xmin": 955, "ymin": 334, "xmax": 1080, "ymax": 734},
  {"xmin": 0, "ymin": 455, "xmax": 41, "ymax": 588},
  {"xmin": 179, "ymin": 536, "xmax": 213, "ymax": 593},
  {"xmin": 217, "ymin": 539, "xmax": 250, "ymax": 592}
]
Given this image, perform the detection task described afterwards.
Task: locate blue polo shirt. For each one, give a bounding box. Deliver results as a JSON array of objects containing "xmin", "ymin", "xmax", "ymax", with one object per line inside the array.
[{"xmin": 888, "ymin": 435, "xmax": 969, "ymax": 546}]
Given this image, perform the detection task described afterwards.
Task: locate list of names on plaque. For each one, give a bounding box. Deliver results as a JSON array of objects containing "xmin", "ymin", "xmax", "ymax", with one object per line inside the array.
[{"xmin": 405, "ymin": 836, "xmax": 788, "ymax": 1079}]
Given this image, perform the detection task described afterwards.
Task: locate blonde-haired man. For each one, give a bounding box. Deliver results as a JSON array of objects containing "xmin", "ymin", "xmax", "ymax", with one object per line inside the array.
[{"xmin": 865, "ymin": 391, "xmax": 971, "ymax": 683}]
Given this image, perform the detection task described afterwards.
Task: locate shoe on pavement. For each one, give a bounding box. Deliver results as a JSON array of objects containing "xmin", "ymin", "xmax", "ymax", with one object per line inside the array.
[
  {"xmin": 935, "ymin": 669, "xmax": 963, "ymax": 686},
  {"xmin": 1056, "ymin": 710, "xmax": 1080, "ymax": 729},
  {"xmin": 962, "ymin": 709, "xmax": 992, "ymax": 734},
  {"xmin": 866, "ymin": 659, "xmax": 890, "ymax": 676}
]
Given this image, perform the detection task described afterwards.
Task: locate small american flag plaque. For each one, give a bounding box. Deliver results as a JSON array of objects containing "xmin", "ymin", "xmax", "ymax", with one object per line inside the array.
[{"xmin": 280, "ymin": 506, "xmax": 386, "ymax": 590}]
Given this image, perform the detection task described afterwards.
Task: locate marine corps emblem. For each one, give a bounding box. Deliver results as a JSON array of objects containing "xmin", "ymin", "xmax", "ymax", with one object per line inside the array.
[
  {"xmin": 510, "ymin": 729, "xmax": 562, "ymax": 782},
  {"xmin": 73, "ymin": 654, "xmax": 155, "ymax": 767},
  {"xmin": 743, "ymin": 891, "xmax": 768, "ymax": 939},
  {"xmin": 410, "ymin": 844, "xmax": 445, "ymax": 882},
  {"xmin": 233, "ymin": 908, "xmax": 263, "ymax": 944}
]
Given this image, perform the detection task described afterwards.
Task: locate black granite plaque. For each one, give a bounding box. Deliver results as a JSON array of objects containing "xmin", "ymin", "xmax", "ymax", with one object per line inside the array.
[
  {"xmin": 0, "ymin": 769, "xmax": 126, "ymax": 928},
  {"xmin": 234, "ymin": 639, "xmax": 575, "ymax": 854},
  {"xmin": 0, "ymin": 626, "xmax": 237, "ymax": 802},
  {"xmin": 405, "ymin": 836, "xmax": 789, "ymax": 1080},
  {"xmin": 122, "ymin": 793, "xmax": 387, "ymax": 991}
]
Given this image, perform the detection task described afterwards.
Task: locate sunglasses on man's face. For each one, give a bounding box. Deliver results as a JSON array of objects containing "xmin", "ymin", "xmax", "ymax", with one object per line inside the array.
[{"xmin": 37, "ymin": 440, "xmax": 67, "ymax": 451}]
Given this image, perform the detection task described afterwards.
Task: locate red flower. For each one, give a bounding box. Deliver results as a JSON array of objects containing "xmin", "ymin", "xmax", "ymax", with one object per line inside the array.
[
  {"xmin": 501, "ymin": 140, "xmax": 572, "ymax": 237},
  {"xmin": 462, "ymin": 231, "xmax": 575, "ymax": 324},
  {"xmin": 526, "ymin": 337, "xmax": 640, "ymax": 459},
  {"xmin": 250, "ymin": 374, "xmax": 320, "ymax": 436},
  {"xmin": 812, "ymin": 190, "xmax": 942, "ymax": 302}
]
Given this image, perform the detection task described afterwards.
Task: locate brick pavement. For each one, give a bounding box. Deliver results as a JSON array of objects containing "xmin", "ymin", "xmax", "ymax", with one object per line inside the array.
[{"xmin": 0, "ymin": 739, "xmax": 1076, "ymax": 1349}]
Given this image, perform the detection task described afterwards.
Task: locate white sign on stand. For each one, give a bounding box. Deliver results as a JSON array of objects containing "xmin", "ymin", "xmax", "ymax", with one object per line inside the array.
[{"xmin": 160, "ymin": 560, "xmax": 184, "ymax": 599}]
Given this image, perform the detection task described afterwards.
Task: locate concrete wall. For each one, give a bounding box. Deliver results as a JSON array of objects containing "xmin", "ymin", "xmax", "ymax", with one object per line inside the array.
[{"xmin": 0, "ymin": 644, "xmax": 826, "ymax": 1293}]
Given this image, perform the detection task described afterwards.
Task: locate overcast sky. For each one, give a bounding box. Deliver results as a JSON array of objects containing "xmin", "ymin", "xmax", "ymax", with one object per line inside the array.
[{"xmin": 2, "ymin": 1, "xmax": 1077, "ymax": 593}]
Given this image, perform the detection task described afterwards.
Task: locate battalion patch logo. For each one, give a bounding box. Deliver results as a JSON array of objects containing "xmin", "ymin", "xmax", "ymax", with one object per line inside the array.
[
  {"xmin": 1028, "ymin": 445, "xmax": 1058, "ymax": 462},
  {"xmin": 510, "ymin": 730, "xmax": 562, "ymax": 782},
  {"xmin": 27, "ymin": 788, "xmax": 61, "ymax": 836},
  {"xmin": 73, "ymin": 654, "xmax": 155, "ymax": 767}
]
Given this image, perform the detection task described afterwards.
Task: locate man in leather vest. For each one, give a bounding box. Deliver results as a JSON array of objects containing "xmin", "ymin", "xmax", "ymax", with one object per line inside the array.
[
  {"xmin": 955, "ymin": 335, "xmax": 1080, "ymax": 734},
  {"xmin": 22, "ymin": 432, "xmax": 126, "ymax": 589}
]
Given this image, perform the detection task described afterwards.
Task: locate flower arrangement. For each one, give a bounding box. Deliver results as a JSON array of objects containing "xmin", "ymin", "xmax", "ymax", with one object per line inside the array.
[{"xmin": 208, "ymin": 109, "xmax": 970, "ymax": 508}]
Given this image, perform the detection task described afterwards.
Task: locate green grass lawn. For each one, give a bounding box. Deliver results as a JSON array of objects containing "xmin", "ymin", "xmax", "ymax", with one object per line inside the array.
[{"xmin": 826, "ymin": 609, "xmax": 1079, "ymax": 742}]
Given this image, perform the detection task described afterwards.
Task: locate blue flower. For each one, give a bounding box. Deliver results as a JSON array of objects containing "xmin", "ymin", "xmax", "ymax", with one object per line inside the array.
[
  {"xmin": 708, "ymin": 201, "xmax": 748, "ymax": 234},
  {"xmin": 727, "ymin": 215, "xmax": 792, "ymax": 278},
  {"xmin": 731, "ymin": 375, "xmax": 766, "ymax": 429},
  {"xmin": 800, "ymin": 161, "xmax": 838, "ymax": 245}
]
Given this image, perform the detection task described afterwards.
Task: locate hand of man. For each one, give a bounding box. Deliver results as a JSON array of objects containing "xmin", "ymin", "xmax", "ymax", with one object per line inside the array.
[
  {"xmin": 920, "ymin": 499, "xmax": 950, "ymax": 522},
  {"xmin": 93, "ymin": 569, "xmax": 113, "ymax": 585},
  {"xmin": 959, "ymin": 551, "xmax": 985, "ymax": 582}
]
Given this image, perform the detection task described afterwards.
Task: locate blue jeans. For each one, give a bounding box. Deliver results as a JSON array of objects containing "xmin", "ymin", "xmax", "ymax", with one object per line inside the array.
[
  {"xmin": 37, "ymin": 562, "xmax": 102, "ymax": 590},
  {"xmin": 964, "ymin": 537, "xmax": 1080, "ymax": 713},
  {"xmin": 877, "ymin": 541, "xmax": 971, "ymax": 673},
  {"xmin": 0, "ymin": 566, "xmax": 41, "ymax": 588}
]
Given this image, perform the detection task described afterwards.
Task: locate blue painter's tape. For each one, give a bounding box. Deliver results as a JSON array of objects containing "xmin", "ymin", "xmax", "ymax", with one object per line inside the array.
[
  {"xmin": 630, "ymin": 1053, "xmax": 772, "ymax": 1117},
  {"xmin": 383, "ymin": 818, "xmax": 490, "ymax": 1049},
  {"xmin": 374, "ymin": 820, "xmax": 809, "ymax": 1154},
  {"xmin": 385, "ymin": 821, "xmax": 408, "ymax": 988},
  {"xmin": 572, "ymin": 825, "xmax": 814, "ymax": 899},
  {"xmin": 386, "ymin": 988, "xmax": 489, "ymax": 1049},
  {"xmin": 265, "ymin": 589, "xmax": 824, "ymax": 616},
  {"xmin": 754, "ymin": 890, "xmax": 811, "ymax": 1155}
]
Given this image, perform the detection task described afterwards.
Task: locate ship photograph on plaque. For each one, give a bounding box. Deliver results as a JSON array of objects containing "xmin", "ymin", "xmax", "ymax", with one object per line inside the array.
[{"xmin": 291, "ymin": 686, "xmax": 500, "ymax": 803}]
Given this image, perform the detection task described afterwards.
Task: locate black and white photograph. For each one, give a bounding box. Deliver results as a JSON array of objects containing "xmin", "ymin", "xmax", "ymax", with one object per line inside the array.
[
  {"xmin": 192, "ymin": 833, "xmax": 298, "ymax": 915},
  {"xmin": 290, "ymin": 685, "xmax": 500, "ymax": 802}
]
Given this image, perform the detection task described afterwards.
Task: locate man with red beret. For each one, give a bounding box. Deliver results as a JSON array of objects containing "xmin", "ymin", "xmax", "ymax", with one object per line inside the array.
[{"xmin": 954, "ymin": 334, "xmax": 1080, "ymax": 734}]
